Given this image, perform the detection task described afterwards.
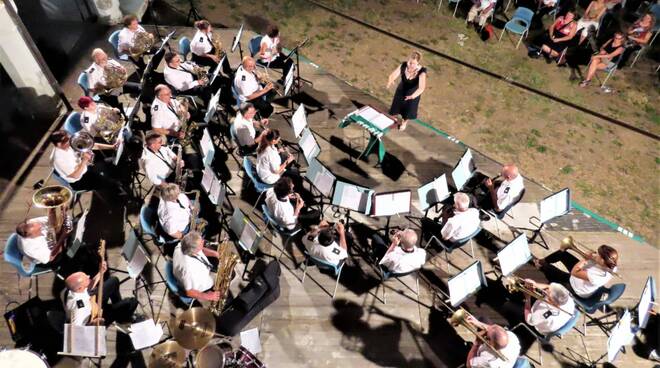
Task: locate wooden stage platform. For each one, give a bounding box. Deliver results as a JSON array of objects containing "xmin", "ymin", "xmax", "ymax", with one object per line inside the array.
[{"xmin": 0, "ymin": 27, "xmax": 657, "ymax": 368}]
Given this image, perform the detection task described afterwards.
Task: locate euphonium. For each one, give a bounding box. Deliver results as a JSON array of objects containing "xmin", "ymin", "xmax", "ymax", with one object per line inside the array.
[
  {"xmin": 102, "ymin": 62, "xmax": 128, "ymax": 93},
  {"xmin": 128, "ymin": 30, "xmax": 154, "ymax": 58},
  {"xmin": 32, "ymin": 185, "xmax": 73, "ymax": 246},
  {"xmin": 70, "ymin": 131, "xmax": 96, "ymax": 165},
  {"xmin": 449, "ymin": 309, "xmax": 508, "ymax": 361},
  {"xmin": 560, "ymin": 236, "xmax": 621, "ymax": 278},
  {"xmin": 501, "ymin": 275, "xmax": 574, "ymax": 316},
  {"xmin": 209, "ymin": 240, "xmax": 239, "ymax": 316},
  {"xmin": 95, "ymin": 105, "xmax": 125, "ymax": 144}
]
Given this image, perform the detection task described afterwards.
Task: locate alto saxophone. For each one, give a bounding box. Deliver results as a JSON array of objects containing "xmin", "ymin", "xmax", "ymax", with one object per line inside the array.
[
  {"xmin": 210, "ymin": 34, "xmax": 225, "ymax": 59},
  {"xmin": 209, "ymin": 240, "xmax": 239, "ymax": 316},
  {"xmin": 176, "ymin": 97, "xmax": 198, "ymax": 148}
]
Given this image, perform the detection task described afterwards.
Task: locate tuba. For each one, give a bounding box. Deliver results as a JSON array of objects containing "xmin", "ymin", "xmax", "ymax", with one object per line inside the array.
[
  {"xmin": 102, "ymin": 62, "xmax": 128, "ymax": 93},
  {"xmin": 502, "ymin": 275, "xmax": 574, "ymax": 316},
  {"xmin": 70, "ymin": 131, "xmax": 96, "ymax": 165},
  {"xmin": 129, "ymin": 30, "xmax": 155, "ymax": 59},
  {"xmin": 208, "ymin": 240, "xmax": 239, "ymax": 316},
  {"xmin": 560, "ymin": 237, "xmax": 621, "ymax": 278},
  {"xmin": 33, "ymin": 185, "xmax": 73, "ymax": 246},
  {"xmin": 450, "ymin": 309, "xmax": 508, "ymax": 361},
  {"xmin": 95, "ymin": 105, "xmax": 125, "ymax": 144}
]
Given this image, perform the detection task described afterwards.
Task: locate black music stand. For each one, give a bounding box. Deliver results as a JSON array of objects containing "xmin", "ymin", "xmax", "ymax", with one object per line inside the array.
[
  {"xmin": 282, "ymin": 38, "xmax": 312, "ymax": 93},
  {"xmin": 185, "ymin": 0, "xmax": 202, "ymax": 24},
  {"xmin": 231, "ymin": 24, "xmax": 245, "ymax": 61}
]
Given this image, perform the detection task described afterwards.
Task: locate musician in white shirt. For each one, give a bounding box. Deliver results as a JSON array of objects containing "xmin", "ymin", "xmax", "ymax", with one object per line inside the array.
[
  {"xmin": 483, "ymin": 164, "xmax": 524, "ymax": 214},
  {"xmin": 151, "ymin": 84, "xmax": 186, "ymax": 139},
  {"xmin": 523, "ymin": 281, "xmax": 575, "ymax": 335},
  {"xmin": 158, "ymin": 183, "xmax": 191, "ymax": 239},
  {"xmin": 141, "ymin": 132, "xmax": 179, "ymax": 186},
  {"xmin": 375, "ymin": 229, "xmax": 426, "ymax": 274},
  {"xmin": 465, "ymin": 318, "xmax": 521, "ymax": 368},
  {"xmin": 172, "ymin": 231, "xmax": 220, "ymax": 302},
  {"xmin": 77, "ymin": 97, "xmax": 121, "ymax": 149},
  {"xmin": 234, "ymin": 56, "xmax": 274, "ymax": 118},
  {"xmin": 440, "ymin": 192, "xmax": 481, "ymax": 243},
  {"xmin": 191, "ymin": 20, "xmax": 221, "ymax": 69},
  {"xmin": 16, "ymin": 216, "xmax": 66, "ymax": 265},
  {"xmin": 164, "ymin": 52, "xmax": 207, "ymax": 92},
  {"xmin": 265, "ymin": 177, "xmax": 304, "ymax": 231},
  {"xmin": 85, "ymin": 48, "xmax": 139, "ymax": 111},
  {"xmin": 257, "ymin": 24, "xmax": 294, "ymax": 76},
  {"xmin": 535, "ymin": 244, "xmax": 619, "ymax": 298},
  {"xmin": 256, "ymin": 129, "xmax": 295, "ymax": 184},
  {"xmin": 233, "ymin": 102, "xmax": 268, "ymax": 154},
  {"xmin": 117, "ymin": 14, "xmax": 154, "ymax": 71},
  {"xmin": 302, "ymin": 221, "xmax": 349, "ymax": 266}
]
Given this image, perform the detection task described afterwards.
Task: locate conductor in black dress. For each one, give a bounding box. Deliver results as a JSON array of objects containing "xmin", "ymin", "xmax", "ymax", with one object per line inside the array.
[{"xmin": 387, "ymin": 51, "xmax": 427, "ymax": 131}]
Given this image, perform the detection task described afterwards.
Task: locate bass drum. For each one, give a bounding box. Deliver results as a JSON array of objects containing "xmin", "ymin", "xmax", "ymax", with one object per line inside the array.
[{"xmin": 0, "ymin": 349, "xmax": 50, "ymax": 368}]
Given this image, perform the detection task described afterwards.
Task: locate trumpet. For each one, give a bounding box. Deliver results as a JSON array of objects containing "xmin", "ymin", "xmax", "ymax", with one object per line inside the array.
[
  {"xmin": 450, "ymin": 309, "xmax": 508, "ymax": 362},
  {"xmin": 501, "ymin": 275, "xmax": 574, "ymax": 316},
  {"xmin": 560, "ymin": 236, "xmax": 621, "ymax": 278}
]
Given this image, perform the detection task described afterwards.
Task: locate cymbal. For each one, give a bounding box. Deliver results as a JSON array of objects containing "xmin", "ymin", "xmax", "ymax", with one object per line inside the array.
[
  {"xmin": 148, "ymin": 341, "xmax": 186, "ymax": 368},
  {"xmin": 170, "ymin": 307, "xmax": 216, "ymax": 350}
]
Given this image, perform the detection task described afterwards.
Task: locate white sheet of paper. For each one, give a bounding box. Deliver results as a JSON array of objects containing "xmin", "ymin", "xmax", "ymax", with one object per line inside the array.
[
  {"xmin": 371, "ymin": 114, "xmax": 394, "ymax": 131},
  {"xmin": 240, "ymin": 221, "xmax": 258, "ymax": 250},
  {"xmin": 292, "ymin": 104, "xmax": 307, "ymax": 138},
  {"xmin": 300, "ymin": 131, "xmax": 318, "ymax": 160},
  {"xmin": 127, "ymin": 246, "xmax": 148, "ymax": 279},
  {"xmin": 638, "ymin": 277, "xmax": 654, "ymax": 329},
  {"xmin": 200, "ymin": 129, "xmax": 215, "ymax": 162},
  {"xmin": 539, "ymin": 189, "xmax": 570, "ymax": 224},
  {"xmin": 433, "ymin": 175, "xmax": 450, "ymax": 202},
  {"xmin": 209, "ymin": 178, "xmax": 224, "ymax": 206},
  {"xmin": 63, "ymin": 324, "xmax": 107, "ymax": 357},
  {"xmin": 202, "ymin": 165, "xmax": 214, "ymax": 194},
  {"xmin": 340, "ymin": 185, "xmax": 363, "ymax": 211},
  {"xmin": 497, "ymin": 234, "xmax": 531, "ymax": 277},
  {"xmin": 358, "ymin": 106, "xmax": 380, "ymax": 122},
  {"xmin": 448, "ymin": 262, "xmax": 483, "ymax": 307},
  {"xmin": 240, "ymin": 328, "xmax": 262, "ymax": 354},
  {"xmin": 113, "ymin": 132, "xmax": 125, "ymax": 166},
  {"xmin": 315, "ymin": 170, "xmax": 335, "ymax": 198},
  {"xmin": 607, "ymin": 310, "xmax": 635, "ymax": 363},
  {"xmin": 284, "ymin": 65, "xmax": 296, "ymax": 96},
  {"xmin": 129, "ymin": 319, "xmax": 164, "ymax": 350},
  {"xmin": 232, "ymin": 24, "xmax": 244, "ymax": 52},
  {"xmin": 452, "ymin": 150, "xmax": 473, "ymax": 191},
  {"xmin": 373, "ymin": 191, "xmax": 411, "ymax": 217}
]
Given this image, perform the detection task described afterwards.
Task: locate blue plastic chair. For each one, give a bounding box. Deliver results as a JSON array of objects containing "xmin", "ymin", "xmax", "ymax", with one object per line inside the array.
[
  {"xmin": 4, "ymin": 234, "xmax": 53, "ymax": 299},
  {"xmin": 231, "ymin": 83, "xmax": 241, "ymax": 109},
  {"xmin": 378, "ymin": 265, "xmax": 423, "ymax": 327},
  {"xmin": 108, "ymin": 30, "xmax": 129, "ymax": 61},
  {"xmin": 164, "ymin": 260, "xmax": 194, "ymax": 306},
  {"xmin": 261, "ymin": 203, "xmax": 301, "ymax": 257},
  {"xmin": 447, "ymin": 0, "xmax": 463, "ymax": 17},
  {"xmin": 515, "ymin": 307, "xmax": 582, "ymax": 365},
  {"xmin": 499, "ymin": 7, "xmax": 534, "ymax": 48},
  {"xmin": 63, "ymin": 112, "xmax": 83, "ymax": 136},
  {"xmin": 248, "ymin": 35, "xmax": 263, "ymax": 57},
  {"xmin": 512, "ymin": 357, "xmax": 532, "ymax": 368},
  {"xmin": 573, "ymin": 284, "xmax": 626, "ymax": 314},
  {"xmin": 77, "ymin": 72, "xmax": 100, "ymax": 102},
  {"xmin": 243, "ymin": 156, "xmax": 273, "ymax": 195},
  {"xmin": 139, "ymin": 204, "xmax": 179, "ymax": 247},
  {"xmin": 301, "ymin": 250, "xmax": 345, "ymax": 298},
  {"xmin": 425, "ymin": 226, "xmax": 482, "ymax": 273},
  {"xmin": 179, "ymin": 37, "xmax": 191, "ymax": 60}
]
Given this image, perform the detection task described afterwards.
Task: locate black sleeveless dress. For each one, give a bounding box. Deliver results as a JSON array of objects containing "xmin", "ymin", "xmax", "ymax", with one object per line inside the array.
[{"xmin": 389, "ymin": 63, "xmax": 427, "ymax": 120}]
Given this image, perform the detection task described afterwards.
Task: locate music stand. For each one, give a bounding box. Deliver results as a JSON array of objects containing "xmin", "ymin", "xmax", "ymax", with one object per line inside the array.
[
  {"xmin": 298, "ymin": 128, "xmax": 321, "ymax": 165},
  {"xmin": 199, "ymin": 128, "xmax": 215, "ymax": 167},
  {"xmin": 282, "ymin": 38, "xmax": 312, "ymax": 92},
  {"xmin": 416, "ymin": 174, "xmax": 450, "ymax": 218},
  {"xmin": 291, "ymin": 103, "xmax": 307, "ymax": 138},
  {"xmin": 637, "ymin": 276, "xmax": 656, "ymax": 329},
  {"xmin": 303, "ymin": 158, "xmax": 336, "ymax": 208},
  {"xmin": 229, "ymin": 208, "xmax": 264, "ymax": 279},
  {"xmin": 60, "ymin": 324, "xmax": 107, "ymax": 364},
  {"xmin": 517, "ymin": 188, "xmax": 571, "ymax": 249},
  {"xmin": 331, "ymin": 180, "xmax": 374, "ymax": 225},
  {"xmin": 451, "ymin": 148, "xmax": 475, "ymax": 192},
  {"xmin": 67, "ymin": 209, "xmax": 89, "ymax": 258},
  {"xmin": 209, "ymin": 55, "xmax": 226, "ymax": 86},
  {"xmin": 231, "ymin": 23, "xmax": 244, "ymax": 60},
  {"xmin": 495, "ymin": 234, "xmax": 532, "ymax": 277},
  {"xmin": 447, "ymin": 260, "xmax": 487, "ymax": 307},
  {"xmin": 371, "ymin": 190, "xmax": 412, "ymax": 233},
  {"xmin": 185, "ymin": 0, "xmax": 202, "ymax": 24}
]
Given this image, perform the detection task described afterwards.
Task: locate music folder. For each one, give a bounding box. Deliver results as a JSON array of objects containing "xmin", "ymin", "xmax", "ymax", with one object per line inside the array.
[
  {"xmin": 229, "ymin": 208, "xmax": 262, "ymax": 254},
  {"xmin": 331, "ymin": 181, "xmax": 373, "ymax": 214},
  {"xmin": 371, "ymin": 190, "xmax": 412, "ymax": 217},
  {"xmin": 539, "ymin": 188, "xmax": 571, "ymax": 224},
  {"xmin": 497, "ymin": 234, "xmax": 532, "ymax": 277},
  {"xmin": 231, "ymin": 23, "xmax": 244, "ymax": 52},
  {"xmin": 292, "ymin": 103, "xmax": 307, "ymax": 138},
  {"xmin": 305, "ymin": 158, "xmax": 336, "ymax": 198}
]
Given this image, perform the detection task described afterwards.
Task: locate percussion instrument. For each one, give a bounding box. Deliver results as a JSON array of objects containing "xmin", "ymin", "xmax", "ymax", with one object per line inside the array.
[
  {"xmin": 148, "ymin": 341, "xmax": 186, "ymax": 368},
  {"xmin": 170, "ymin": 307, "xmax": 216, "ymax": 350},
  {"xmin": 195, "ymin": 340, "xmax": 233, "ymax": 368},
  {"xmin": 0, "ymin": 348, "xmax": 49, "ymax": 368}
]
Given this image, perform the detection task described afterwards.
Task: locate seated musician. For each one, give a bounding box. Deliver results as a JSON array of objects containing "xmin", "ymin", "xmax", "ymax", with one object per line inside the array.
[
  {"xmin": 63, "ymin": 265, "xmax": 138, "ymax": 326},
  {"xmin": 480, "ymin": 164, "xmax": 524, "ymax": 214},
  {"xmin": 265, "ymin": 177, "xmax": 320, "ymax": 231},
  {"xmin": 256, "ymin": 129, "xmax": 296, "ymax": 185},
  {"xmin": 163, "ymin": 52, "xmax": 214, "ymax": 99},
  {"xmin": 16, "ymin": 217, "xmax": 67, "ymax": 266},
  {"xmin": 439, "ymin": 192, "xmax": 481, "ymax": 243},
  {"xmin": 535, "ymin": 244, "xmax": 618, "ymax": 298},
  {"xmin": 257, "ymin": 24, "xmax": 294, "ymax": 77},
  {"xmin": 190, "ymin": 20, "xmax": 221, "ymax": 69},
  {"xmin": 465, "ymin": 317, "xmax": 521, "ymax": 368},
  {"xmin": 78, "ymin": 96, "xmax": 120, "ymax": 148},
  {"xmin": 302, "ymin": 221, "xmax": 349, "ymax": 266},
  {"xmin": 233, "ymin": 102, "xmax": 268, "ymax": 155},
  {"xmin": 523, "ymin": 281, "xmax": 575, "ymax": 335},
  {"xmin": 172, "ymin": 231, "xmax": 221, "ymax": 302},
  {"xmin": 117, "ymin": 14, "xmax": 154, "ymax": 70},
  {"xmin": 86, "ymin": 48, "xmax": 139, "ymax": 111},
  {"xmin": 49, "ymin": 130, "xmax": 126, "ymax": 194},
  {"xmin": 151, "ymin": 85, "xmax": 186, "ymax": 140},
  {"xmin": 234, "ymin": 56, "xmax": 274, "ymax": 118},
  {"xmin": 372, "ymin": 229, "xmax": 426, "ymax": 274},
  {"xmin": 141, "ymin": 132, "xmax": 178, "ymax": 187},
  {"xmin": 158, "ymin": 183, "xmax": 191, "ymax": 240}
]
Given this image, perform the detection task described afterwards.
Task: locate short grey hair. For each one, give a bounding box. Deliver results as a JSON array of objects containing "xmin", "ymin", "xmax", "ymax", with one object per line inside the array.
[
  {"xmin": 454, "ymin": 192, "xmax": 470, "ymax": 211},
  {"xmin": 161, "ymin": 183, "xmax": 180, "ymax": 202},
  {"xmin": 400, "ymin": 229, "xmax": 418, "ymax": 249},
  {"xmin": 548, "ymin": 283, "xmax": 571, "ymax": 306},
  {"xmin": 181, "ymin": 232, "xmax": 202, "ymax": 256},
  {"xmin": 238, "ymin": 102, "xmax": 255, "ymax": 115},
  {"xmin": 91, "ymin": 48, "xmax": 106, "ymax": 60}
]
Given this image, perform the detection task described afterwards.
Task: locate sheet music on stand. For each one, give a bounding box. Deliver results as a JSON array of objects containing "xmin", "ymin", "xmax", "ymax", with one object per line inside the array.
[
  {"xmin": 350, "ymin": 106, "xmax": 393, "ymax": 131},
  {"xmin": 292, "ymin": 103, "xmax": 307, "ymax": 138},
  {"xmin": 607, "ymin": 309, "xmax": 635, "ymax": 363},
  {"xmin": 129, "ymin": 319, "xmax": 164, "ymax": 350},
  {"xmin": 331, "ymin": 180, "xmax": 374, "ymax": 214},
  {"xmin": 204, "ymin": 87, "xmax": 222, "ymax": 124},
  {"xmin": 199, "ymin": 128, "xmax": 215, "ymax": 167},
  {"xmin": 305, "ymin": 158, "xmax": 336, "ymax": 197},
  {"xmin": 372, "ymin": 190, "xmax": 412, "ymax": 217},
  {"xmin": 113, "ymin": 126, "xmax": 128, "ymax": 166},
  {"xmin": 497, "ymin": 234, "xmax": 532, "ymax": 276},
  {"xmin": 229, "ymin": 208, "xmax": 262, "ymax": 254},
  {"xmin": 298, "ymin": 128, "xmax": 320, "ymax": 164},
  {"xmin": 448, "ymin": 260, "xmax": 487, "ymax": 307},
  {"xmin": 68, "ymin": 209, "xmax": 89, "ymax": 258},
  {"xmin": 231, "ymin": 23, "xmax": 244, "ymax": 52},
  {"xmin": 62, "ymin": 324, "xmax": 107, "ymax": 358},
  {"xmin": 120, "ymin": 229, "xmax": 148, "ymax": 279},
  {"xmin": 451, "ymin": 149, "xmax": 474, "ymax": 191},
  {"xmin": 417, "ymin": 174, "xmax": 450, "ymax": 211},
  {"xmin": 539, "ymin": 188, "xmax": 571, "ymax": 224},
  {"xmin": 284, "ymin": 64, "xmax": 296, "ymax": 96},
  {"xmin": 210, "ymin": 56, "xmax": 226, "ymax": 86},
  {"xmin": 638, "ymin": 276, "xmax": 655, "ymax": 329},
  {"xmin": 201, "ymin": 164, "xmax": 225, "ymax": 207}
]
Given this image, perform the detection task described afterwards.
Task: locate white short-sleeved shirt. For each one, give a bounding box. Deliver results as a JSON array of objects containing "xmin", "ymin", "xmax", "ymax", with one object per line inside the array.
[
  {"xmin": 469, "ymin": 330, "xmax": 521, "ymax": 368},
  {"xmin": 441, "ymin": 208, "xmax": 481, "ymax": 242},
  {"xmin": 51, "ymin": 146, "xmax": 86, "ymax": 183},
  {"xmin": 86, "ymin": 59, "xmax": 122, "ymax": 93},
  {"xmin": 233, "ymin": 65, "xmax": 260, "ymax": 103},
  {"xmin": 64, "ymin": 289, "xmax": 93, "ymax": 326},
  {"xmin": 17, "ymin": 216, "xmax": 51, "ymax": 265},
  {"xmin": 81, "ymin": 109, "xmax": 99, "ymax": 136},
  {"xmin": 118, "ymin": 25, "xmax": 146, "ymax": 52},
  {"xmin": 158, "ymin": 193, "xmax": 191, "ymax": 236},
  {"xmin": 478, "ymin": 0, "xmax": 497, "ymax": 9},
  {"xmin": 496, "ymin": 175, "xmax": 524, "ymax": 210},
  {"xmin": 151, "ymin": 97, "xmax": 182, "ymax": 132},
  {"xmin": 191, "ymin": 30, "xmax": 213, "ymax": 56},
  {"xmin": 379, "ymin": 246, "xmax": 426, "ymax": 274},
  {"xmin": 142, "ymin": 146, "xmax": 176, "ymax": 186},
  {"xmin": 256, "ymin": 145, "xmax": 281, "ymax": 184},
  {"xmin": 164, "ymin": 63, "xmax": 200, "ymax": 92},
  {"xmin": 265, "ymin": 188, "xmax": 296, "ymax": 230},
  {"xmin": 233, "ymin": 112, "xmax": 257, "ymax": 147},
  {"xmin": 569, "ymin": 261, "xmax": 615, "ymax": 297},
  {"xmin": 302, "ymin": 233, "xmax": 347, "ymax": 266},
  {"xmin": 259, "ymin": 35, "xmax": 280, "ymax": 63},
  {"xmin": 172, "ymin": 244, "xmax": 214, "ymax": 292},
  {"xmin": 526, "ymin": 298, "xmax": 575, "ymax": 335}
]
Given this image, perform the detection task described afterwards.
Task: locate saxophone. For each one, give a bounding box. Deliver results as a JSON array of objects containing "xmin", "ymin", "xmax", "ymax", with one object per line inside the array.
[
  {"xmin": 128, "ymin": 30, "xmax": 155, "ymax": 59},
  {"xmin": 176, "ymin": 97, "xmax": 198, "ymax": 147},
  {"xmin": 173, "ymin": 144, "xmax": 188, "ymax": 191},
  {"xmin": 209, "ymin": 240, "xmax": 239, "ymax": 316},
  {"xmin": 185, "ymin": 62, "xmax": 209, "ymax": 85},
  {"xmin": 210, "ymin": 33, "xmax": 225, "ymax": 59},
  {"xmin": 188, "ymin": 190, "xmax": 207, "ymax": 233}
]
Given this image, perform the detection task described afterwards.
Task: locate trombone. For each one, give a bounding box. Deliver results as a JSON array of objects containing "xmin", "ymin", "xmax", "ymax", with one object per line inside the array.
[
  {"xmin": 501, "ymin": 275, "xmax": 575, "ymax": 317},
  {"xmin": 449, "ymin": 308, "xmax": 508, "ymax": 362},
  {"xmin": 560, "ymin": 236, "xmax": 621, "ymax": 279}
]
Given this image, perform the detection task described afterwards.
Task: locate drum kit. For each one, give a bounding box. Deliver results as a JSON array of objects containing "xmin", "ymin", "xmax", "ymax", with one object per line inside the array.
[{"xmin": 148, "ymin": 307, "xmax": 265, "ymax": 368}]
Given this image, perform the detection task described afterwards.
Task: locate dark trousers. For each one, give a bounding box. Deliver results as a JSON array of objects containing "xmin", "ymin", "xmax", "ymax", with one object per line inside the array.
[
  {"xmin": 69, "ymin": 167, "xmax": 124, "ymax": 195},
  {"xmin": 99, "ymin": 276, "xmax": 138, "ymax": 325},
  {"xmin": 371, "ymin": 234, "xmax": 390, "ymax": 262},
  {"xmin": 540, "ymin": 250, "xmax": 580, "ymax": 286},
  {"xmin": 249, "ymin": 95, "xmax": 274, "ymax": 119},
  {"xmin": 258, "ymin": 54, "xmax": 294, "ymax": 79}
]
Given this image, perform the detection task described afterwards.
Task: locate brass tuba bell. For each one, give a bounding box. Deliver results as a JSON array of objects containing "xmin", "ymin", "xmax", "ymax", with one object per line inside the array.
[{"xmin": 33, "ymin": 185, "xmax": 72, "ymax": 236}]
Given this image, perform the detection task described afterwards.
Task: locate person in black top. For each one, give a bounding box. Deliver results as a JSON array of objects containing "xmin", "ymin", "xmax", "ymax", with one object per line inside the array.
[
  {"xmin": 579, "ymin": 32, "xmax": 626, "ymax": 87},
  {"xmin": 386, "ymin": 51, "xmax": 427, "ymax": 131}
]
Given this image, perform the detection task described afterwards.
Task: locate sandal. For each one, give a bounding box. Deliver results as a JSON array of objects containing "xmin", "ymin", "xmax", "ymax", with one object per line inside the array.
[{"xmin": 579, "ymin": 80, "xmax": 590, "ymax": 87}]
